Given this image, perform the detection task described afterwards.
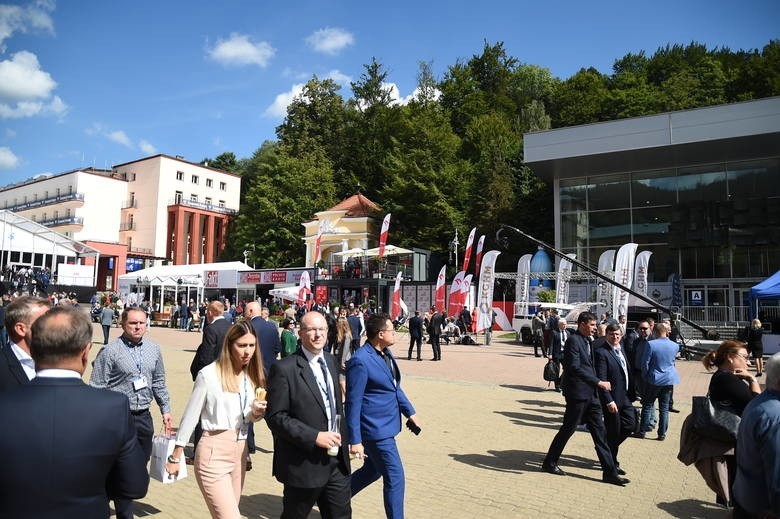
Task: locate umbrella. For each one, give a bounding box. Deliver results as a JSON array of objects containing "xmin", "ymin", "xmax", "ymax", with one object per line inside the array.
[
  {"xmin": 332, "ymin": 248, "xmax": 367, "ymax": 258},
  {"xmin": 363, "ymin": 245, "xmax": 413, "ymax": 257}
]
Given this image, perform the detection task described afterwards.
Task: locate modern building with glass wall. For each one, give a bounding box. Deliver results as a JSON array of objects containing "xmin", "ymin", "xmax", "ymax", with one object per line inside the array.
[{"xmin": 524, "ymin": 96, "xmax": 780, "ymax": 323}]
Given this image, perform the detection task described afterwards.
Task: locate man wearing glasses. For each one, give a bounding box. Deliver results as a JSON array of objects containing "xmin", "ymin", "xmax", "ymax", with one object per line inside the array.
[
  {"xmin": 347, "ymin": 314, "xmax": 421, "ymax": 518},
  {"xmin": 266, "ymin": 311, "xmax": 352, "ymax": 518}
]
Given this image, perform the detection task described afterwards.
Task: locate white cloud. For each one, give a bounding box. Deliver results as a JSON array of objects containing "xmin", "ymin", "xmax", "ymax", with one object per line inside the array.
[
  {"xmin": 0, "ymin": 0, "xmax": 55, "ymax": 51},
  {"xmin": 0, "ymin": 146, "xmax": 19, "ymax": 169},
  {"xmin": 325, "ymin": 69, "xmax": 351, "ymax": 85},
  {"xmin": 0, "ymin": 51, "xmax": 67, "ymax": 119},
  {"xmin": 207, "ymin": 33, "xmax": 275, "ymax": 67},
  {"xmin": 138, "ymin": 139, "xmax": 156, "ymax": 155},
  {"xmin": 305, "ymin": 27, "xmax": 354, "ymax": 55},
  {"xmin": 263, "ymin": 83, "xmax": 305, "ymax": 118},
  {"xmin": 108, "ymin": 130, "xmax": 132, "ymax": 148}
]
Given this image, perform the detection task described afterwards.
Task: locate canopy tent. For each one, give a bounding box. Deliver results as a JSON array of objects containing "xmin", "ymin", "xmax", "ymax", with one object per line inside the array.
[
  {"xmin": 269, "ymin": 286, "xmax": 300, "ymax": 301},
  {"xmin": 749, "ymin": 270, "xmax": 780, "ymax": 318},
  {"xmin": 332, "ymin": 248, "xmax": 367, "ymax": 259},
  {"xmin": 118, "ymin": 261, "xmax": 251, "ymax": 311},
  {"xmin": 363, "ymin": 245, "xmax": 413, "ymax": 257}
]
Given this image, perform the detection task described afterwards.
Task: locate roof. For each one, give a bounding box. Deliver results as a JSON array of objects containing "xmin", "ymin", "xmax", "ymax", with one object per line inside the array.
[
  {"xmin": 112, "ymin": 154, "xmax": 241, "ymax": 178},
  {"xmin": 326, "ymin": 193, "xmax": 381, "ymax": 218},
  {"xmin": 0, "ymin": 210, "xmax": 100, "ymax": 256},
  {"xmin": 118, "ymin": 261, "xmax": 251, "ymax": 282}
]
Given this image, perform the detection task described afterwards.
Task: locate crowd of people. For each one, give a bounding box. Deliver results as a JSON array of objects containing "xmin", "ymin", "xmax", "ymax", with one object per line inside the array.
[{"xmin": 0, "ymin": 290, "xmax": 777, "ymax": 518}]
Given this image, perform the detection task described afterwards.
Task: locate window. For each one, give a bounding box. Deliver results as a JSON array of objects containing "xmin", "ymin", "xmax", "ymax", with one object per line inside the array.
[
  {"xmin": 191, "ymin": 175, "xmax": 199, "ymax": 184},
  {"xmin": 219, "ymin": 182, "xmax": 226, "ymax": 191},
  {"xmin": 206, "ymin": 178, "xmax": 213, "ymax": 188},
  {"xmin": 33, "ymin": 193, "xmax": 38, "ymax": 201},
  {"xmin": 205, "ymin": 197, "xmax": 212, "ymax": 207},
  {"xmin": 23, "ymin": 195, "xmax": 27, "ymax": 203},
  {"xmin": 68, "ymin": 185, "xmax": 73, "ymax": 194},
  {"xmin": 31, "ymin": 214, "xmax": 36, "ymax": 222},
  {"xmin": 176, "ymin": 171, "xmax": 184, "ymax": 181},
  {"xmin": 129, "ymin": 192, "xmax": 135, "ymax": 205},
  {"xmin": 190, "ymin": 194, "xmax": 198, "ymax": 202},
  {"xmin": 175, "ymin": 191, "xmax": 183, "ymax": 204},
  {"xmin": 44, "ymin": 190, "xmax": 48, "ymax": 198},
  {"xmin": 66, "ymin": 209, "xmax": 71, "ymax": 217},
  {"xmin": 218, "ymin": 200, "xmax": 225, "ymax": 208}
]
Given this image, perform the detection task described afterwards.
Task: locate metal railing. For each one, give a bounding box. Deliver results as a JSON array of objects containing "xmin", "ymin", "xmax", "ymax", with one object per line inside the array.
[
  {"xmin": 119, "ymin": 221, "xmax": 136, "ymax": 231},
  {"xmin": 315, "ymin": 260, "xmax": 411, "ymax": 281},
  {"xmin": 680, "ymin": 305, "xmax": 780, "ymax": 325},
  {"xmin": 38, "ymin": 216, "xmax": 84, "ymax": 227},
  {"xmin": 5, "ymin": 192, "xmax": 84, "ymax": 212},
  {"xmin": 129, "ymin": 246, "xmax": 154, "ymax": 255},
  {"xmin": 122, "ymin": 199, "xmax": 137, "ymax": 209},
  {"xmin": 168, "ymin": 198, "xmax": 237, "ymax": 215}
]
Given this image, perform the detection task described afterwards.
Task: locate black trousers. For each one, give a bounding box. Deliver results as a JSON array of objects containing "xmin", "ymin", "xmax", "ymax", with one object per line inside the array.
[
  {"xmin": 102, "ymin": 324, "xmax": 111, "ymax": 345},
  {"xmin": 281, "ymin": 462, "xmax": 352, "ymax": 519},
  {"xmin": 545, "ymin": 397, "xmax": 617, "ymax": 477},
  {"xmin": 603, "ymin": 404, "xmax": 636, "ymax": 466},
  {"xmin": 430, "ymin": 335, "xmax": 441, "ymax": 360},
  {"xmin": 408, "ymin": 336, "xmax": 422, "ymax": 359},
  {"xmin": 115, "ymin": 409, "xmax": 153, "ymax": 519}
]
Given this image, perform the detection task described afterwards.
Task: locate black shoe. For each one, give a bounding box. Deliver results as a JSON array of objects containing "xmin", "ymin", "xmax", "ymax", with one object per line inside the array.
[
  {"xmin": 632, "ymin": 432, "xmax": 646, "ymax": 439},
  {"xmin": 417, "ymin": 358, "xmax": 422, "ymax": 361},
  {"xmin": 617, "ymin": 468, "xmax": 627, "ymax": 475},
  {"xmin": 407, "ymin": 356, "xmax": 412, "ymax": 361},
  {"xmin": 657, "ymin": 435, "xmax": 666, "ymax": 441},
  {"xmin": 756, "ymin": 372, "xmax": 763, "ymax": 377},
  {"xmin": 669, "ymin": 408, "xmax": 680, "ymax": 413},
  {"xmin": 534, "ymin": 354, "xmax": 542, "ymax": 357},
  {"xmin": 603, "ymin": 475, "xmax": 629, "ymax": 486},
  {"xmin": 541, "ymin": 462, "xmax": 566, "ymax": 476}
]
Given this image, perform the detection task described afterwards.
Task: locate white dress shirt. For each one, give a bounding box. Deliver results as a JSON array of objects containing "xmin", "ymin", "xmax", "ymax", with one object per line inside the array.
[
  {"xmin": 10, "ymin": 342, "xmax": 35, "ymax": 381},
  {"xmin": 175, "ymin": 363, "xmax": 262, "ymax": 447}
]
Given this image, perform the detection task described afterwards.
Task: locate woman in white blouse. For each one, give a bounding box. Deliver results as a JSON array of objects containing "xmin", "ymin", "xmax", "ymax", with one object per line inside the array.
[{"xmin": 166, "ymin": 321, "xmax": 266, "ymax": 518}]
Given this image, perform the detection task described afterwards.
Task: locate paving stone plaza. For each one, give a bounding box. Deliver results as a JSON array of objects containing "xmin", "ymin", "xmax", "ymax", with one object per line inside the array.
[{"xmin": 89, "ymin": 324, "xmax": 730, "ymax": 518}]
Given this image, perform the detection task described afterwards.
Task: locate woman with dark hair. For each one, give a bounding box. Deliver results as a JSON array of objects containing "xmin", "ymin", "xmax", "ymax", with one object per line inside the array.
[
  {"xmin": 166, "ymin": 321, "xmax": 267, "ymax": 518},
  {"xmin": 745, "ymin": 318, "xmax": 764, "ymax": 377},
  {"xmin": 335, "ymin": 315, "xmax": 353, "ymax": 397},
  {"xmin": 280, "ymin": 318, "xmax": 298, "ymax": 358},
  {"xmin": 679, "ymin": 341, "xmax": 760, "ymax": 508}
]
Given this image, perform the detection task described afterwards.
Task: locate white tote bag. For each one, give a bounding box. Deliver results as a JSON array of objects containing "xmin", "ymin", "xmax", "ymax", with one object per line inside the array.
[{"xmin": 149, "ymin": 434, "xmax": 187, "ymax": 484}]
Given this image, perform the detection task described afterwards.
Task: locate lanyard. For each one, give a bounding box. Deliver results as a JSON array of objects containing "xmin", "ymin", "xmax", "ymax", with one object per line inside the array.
[
  {"xmin": 122, "ymin": 339, "xmax": 143, "ymax": 375},
  {"xmin": 238, "ymin": 373, "xmax": 248, "ymax": 424}
]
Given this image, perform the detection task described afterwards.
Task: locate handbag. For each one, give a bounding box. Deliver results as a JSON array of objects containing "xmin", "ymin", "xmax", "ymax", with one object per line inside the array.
[
  {"xmin": 691, "ymin": 395, "xmax": 740, "ymax": 442},
  {"xmin": 149, "ymin": 433, "xmax": 188, "ymax": 484},
  {"xmin": 543, "ymin": 359, "xmax": 559, "ymax": 382}
]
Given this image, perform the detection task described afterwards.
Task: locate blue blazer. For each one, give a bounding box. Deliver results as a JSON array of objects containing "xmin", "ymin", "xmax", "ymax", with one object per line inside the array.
[
  {"xmin": 250, "ymin": 317, "xmax": 282, "ymax": 376},
  {"xmin": 0, "ymin": 377, "xmax": 149, "ymax": 518},
  {"xmin": 641, "ymin": 338, "xmax": 681, "ymax": 386},
  {"xmin": 346, "ymin": 343, "xmax": 415, "ymax": 444}
]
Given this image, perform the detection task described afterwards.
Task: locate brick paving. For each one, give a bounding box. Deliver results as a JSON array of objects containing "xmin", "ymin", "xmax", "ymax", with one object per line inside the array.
[{"xmin": 88, "ymin": 324, "xmax": 731, "ymax": 518}]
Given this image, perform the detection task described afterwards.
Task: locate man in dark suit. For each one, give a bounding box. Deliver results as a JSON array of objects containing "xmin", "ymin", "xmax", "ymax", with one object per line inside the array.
[
  {"xmin": 547, "ymin": 318, "xmax": 569, "ymax": 392},
  {"xmin": 0, "ymin": 295, "xmax": 50, "ymax": 391},
  {"xmin": 246, "ymin": 301, "xmax": 281, "ymax": 376},
  {"xmin": 189, "ymin": 300, "xmax": 231, "ymax": 380},
  {"xmin": 407, "ymin": 310, "xmax": 424, "ymax": 361},
  {"xmin": 0, "ymin": 306, "xmax": 149, "ymax": 518},
  {"xmin": 347, "ymin": 314, "xmax": 420, "ymax": 518},
  {"xmin": 347, "ymin": 308, "xmax": 363, "ymax": 353},
  {"xmin": 428, "ymin": 306, "xmax": 445, "ymax": 361},
  {"xmin": 266, "ymin": 311, "xmax": 351, "ymax": 518},
  {"xmin": 594, "ymin": 323, "xmax": 636, "ymax": 474},
  {"xmin": 541, "ymin": 311, "xmax": 629, "ymax": 486}
]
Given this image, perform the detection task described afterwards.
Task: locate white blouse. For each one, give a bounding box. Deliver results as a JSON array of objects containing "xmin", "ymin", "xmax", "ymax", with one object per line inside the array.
[{"xmin": 175, "ymin": 363, "xmax": 262, "ymax": 447}]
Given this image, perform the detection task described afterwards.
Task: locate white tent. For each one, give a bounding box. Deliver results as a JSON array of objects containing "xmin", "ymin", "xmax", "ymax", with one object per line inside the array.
[
  {"xmin": 269, "ymin": 286, "xmax": 300, "ymax": 301},
  {"xmin": 363, "ymin": 245, "xmax": 413, "ymax": 257},
  {"xmin": 118, "ymin": 261, "xmax": 251, "ymax": 311},
  {"xmin": 332, "ymin": 248, "xmax": 367, "ymax": 259}
]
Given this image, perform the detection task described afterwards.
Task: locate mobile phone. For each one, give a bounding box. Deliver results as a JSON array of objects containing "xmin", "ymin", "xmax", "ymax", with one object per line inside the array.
[{"xmin": 405, "ymin": 418, "xmax": 421, "ymax": 435}]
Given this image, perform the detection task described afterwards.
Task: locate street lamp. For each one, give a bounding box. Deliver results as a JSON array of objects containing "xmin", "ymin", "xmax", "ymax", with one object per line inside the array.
[{"xmin": 448, "ymin": 228, "xmax": 460, "ymax": 272}]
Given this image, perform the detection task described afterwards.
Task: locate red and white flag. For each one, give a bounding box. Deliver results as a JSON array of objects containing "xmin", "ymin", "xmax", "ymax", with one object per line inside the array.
[
  {"xmin": 460, "ymin": 274, "xmax": 473, "ymax": 312},
  {"xmin": 448, "ymin": 271, "xmax": 465, "ymax": 317},
  {"xmin": 434, "ymin": 265, "xmax": 447, "ymax": 313},
  {"xmin": 297, "ymin": 271, "xmax": 312, "ymax": 307},
  {"xmin": 377, "ymin": 213, "xmax": 391, "ymax": 260},
  {"xmin": 314, "ymin": 219, "xmax": 326, "ymax": 264},
  {"xmin": 462, "ymin": 227, "xmax": 476, "ymax": 273},
  {"xmin": 474, "ymin": 235, "xmax": 485, "ymax": 275},
  {"xmin": 391, "ymin": 271, "xmax": 403, "ymax": 320},
  {"xmin": 476, "ymin": 250, "xmax": 500, "ymax": 332}
]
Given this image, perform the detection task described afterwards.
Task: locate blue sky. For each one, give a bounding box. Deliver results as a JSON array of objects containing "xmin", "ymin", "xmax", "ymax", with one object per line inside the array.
[{"xmin": 0, "ymin": 0, "xmax": 777, "ymax": 184}]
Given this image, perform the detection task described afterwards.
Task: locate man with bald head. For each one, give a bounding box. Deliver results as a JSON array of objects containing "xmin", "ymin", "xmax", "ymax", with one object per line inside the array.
[{"xmin": 267, "ymin": 311, "xmax": 351, "ymax": 518}]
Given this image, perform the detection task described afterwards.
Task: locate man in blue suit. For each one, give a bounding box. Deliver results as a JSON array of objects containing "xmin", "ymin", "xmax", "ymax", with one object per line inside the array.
[
  {"xmin": 246, "ymin": 301, "xmax": 281, "ymax": 375},
  {"xmin": 542, "ymin": 311, "xmax": 629, "ymax": 486},
  {"xmin": 594, "ymin": 323, "xmax": 636, "ymax": 474},
  {"xmin": 0, "ymin": 306, "xmax": 149, "ymax": 518},
  {"xmin": 347, "ymin": 314, "xmax": 421, "ymax": 519}
]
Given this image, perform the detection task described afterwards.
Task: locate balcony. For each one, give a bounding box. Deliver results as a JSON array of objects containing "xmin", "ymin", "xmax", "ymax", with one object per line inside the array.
[
  {"xmin": 315, "ymin": 260, "xmax": 412, "ymax": 281},
  {"xmin": 5, "ymin": 192, "xmax": 85, "ymax": 212},
  {"xmin": 168, "ymin": 197, "xmax": 237, "ymax": 216},
  {"xmin": 129, "ymin": 246, "xmax": 154, "ymax": 255},
  {"xmin": 119, "ymin": 221, "xmax": 136, "ymax": 231},
  {"xmin": 38, "ymin": 216, "xmax": 84, "ymax": 231},
  {"xmin": 122, "ymin": 199, "xmax": 138, "ymax": 209}
]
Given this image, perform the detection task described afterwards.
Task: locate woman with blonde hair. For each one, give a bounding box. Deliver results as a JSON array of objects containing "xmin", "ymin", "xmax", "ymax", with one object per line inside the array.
[
  {"xmin": 679, "ymin": 341, "xmax": 760, "ymax": 507},
  {"xmin": 335, "ymin": 315, "xmax": 353, "ymax": 397},
  {"xmin": 166, "ymin": 321, "xmax": 267, "ymax": 518},
  {"xmin": 745, "ymin": 318, "xmax": 764, "ymax": 377}
]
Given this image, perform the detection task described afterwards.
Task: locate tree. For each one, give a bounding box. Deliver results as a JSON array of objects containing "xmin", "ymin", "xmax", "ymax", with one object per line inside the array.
[
  {"xmin": 200, "ymin": 151, "xmax": 239, "ymax": 174},
  {"xmin": 550, "ymin": 67, "xmax": 609, "ymax": 127}
]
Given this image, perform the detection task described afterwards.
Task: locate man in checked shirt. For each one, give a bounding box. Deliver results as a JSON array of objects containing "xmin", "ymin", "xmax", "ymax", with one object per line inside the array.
[{"xmin": 90, "ymin": 306, "xmax": 173, "ymax": 519}]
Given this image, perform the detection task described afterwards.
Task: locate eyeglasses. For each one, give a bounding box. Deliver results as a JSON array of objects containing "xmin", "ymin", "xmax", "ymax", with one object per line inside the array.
[
  {"xmin": 638, "ymin": 327, "xmax": 649, "ymax": 331},
  {"xmin": 301, "ymin": 327, "xmax": 327, "ymax": 334},
  {"xmin": 380, "ymin": 328, "xmax": 395, "ymax": 333}
]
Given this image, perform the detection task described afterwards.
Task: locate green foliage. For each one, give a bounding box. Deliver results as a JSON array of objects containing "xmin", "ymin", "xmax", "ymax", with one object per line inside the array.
[{"xmin": 537, "ymin": 289, "xmax": 556, "ymax": 303}]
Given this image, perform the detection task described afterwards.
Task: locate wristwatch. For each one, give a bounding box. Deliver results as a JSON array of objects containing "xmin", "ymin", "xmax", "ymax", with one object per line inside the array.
[{"xmin": 167, "ymin": 455, "xmax": 180, "ymax": 463}]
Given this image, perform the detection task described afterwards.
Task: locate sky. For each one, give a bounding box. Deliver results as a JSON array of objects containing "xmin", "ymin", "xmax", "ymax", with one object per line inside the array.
[{"xmin": 0, "ymin": 0, "xmax": 777, "ymax": 185}]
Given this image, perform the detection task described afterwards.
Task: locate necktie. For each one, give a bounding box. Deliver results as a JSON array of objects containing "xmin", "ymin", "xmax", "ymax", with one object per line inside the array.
[
  {"xmin": 614, "ymin": 347, "xmax": 629, "ymax": 387},
  {"xmin": 317, "ymin": 358, "xmax": 336, "ymax": 429}
]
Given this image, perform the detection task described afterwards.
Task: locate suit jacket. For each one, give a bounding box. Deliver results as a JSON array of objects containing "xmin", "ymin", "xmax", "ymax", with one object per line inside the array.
[
  {"xmin": 0, "ymin": 377, "xmax": 149, "ymax": 518},
  {"xmin": 346, "ymin": 343, "xmax": 415, "ymax": 444},
  {"xmin": 594, "ymin": 343, "xmax": 635, "ymax": 409},
  {"xmin": 266, "ymin": 349, "xmax": 349, "ymax": 488},
  {"xmin": 99, "ymin": 307, "xmax": 114, "ymax": 326},
  {"xmin": 549, "ymin": 328, "xmax": 570, "ymax": 362},
  {"xmin": 428, "ymin": 312, "xmax": 445, "ymax": 337},
  {"xmin": 0, "ymin": 343, "xmax": 29, "ymax": 390},
  {"xmin": 408, "ymin": 316, "xmax": 424, "ymax": 339},
  {"xmin": 347, "ymin": 315, "xmax": 363, "ymax": 339},
  {"xmin": 250, "ymin": 317, "xmax": 282, "ymax": 376},
  {"xmin": 189, "ymin": 317, "xmax": 232, "ymax": 380},
  {"xmin": 561, "ymin": 331, "xmax": 600, "ymax": 401}
]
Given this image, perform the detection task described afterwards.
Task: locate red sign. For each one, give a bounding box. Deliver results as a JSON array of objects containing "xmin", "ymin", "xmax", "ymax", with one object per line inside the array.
[
  {"xmin": 315, "ymin": 285, "xmax": 328, "ymax": 304},
  {"xmin": 270, "ymin": 271, "xmax": 287, "ymax": 283},
  {"xmin": 205, "ymin": 270, "xmax": 218, "ymax": 288}
]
